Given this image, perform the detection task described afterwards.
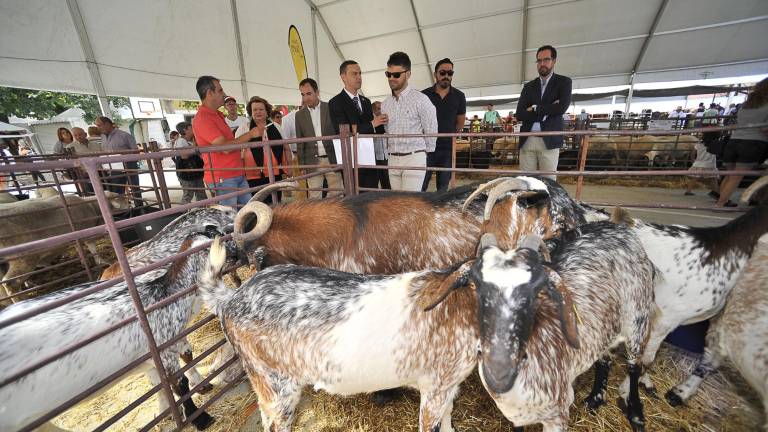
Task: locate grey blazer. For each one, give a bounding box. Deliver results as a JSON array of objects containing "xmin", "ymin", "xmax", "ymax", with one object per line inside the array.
[{"xmin": 295, "ymin": 102, "xmax": 337, "ymax": 165}]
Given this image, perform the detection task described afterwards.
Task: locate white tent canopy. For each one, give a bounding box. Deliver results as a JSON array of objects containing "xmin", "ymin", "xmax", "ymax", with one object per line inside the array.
[{"xmin": 1, "ymin": 0, "xmax": 767, "ymax": 106}]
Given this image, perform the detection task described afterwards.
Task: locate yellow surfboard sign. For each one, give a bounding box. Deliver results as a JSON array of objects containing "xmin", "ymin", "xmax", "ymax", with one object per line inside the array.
[{"xmin": 288, "ymin": 25, "xmax": 308, "ymax": 84}]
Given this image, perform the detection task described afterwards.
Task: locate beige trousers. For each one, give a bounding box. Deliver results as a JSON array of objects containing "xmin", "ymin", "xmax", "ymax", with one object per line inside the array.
[
  {"xmin": 388, "ymin": 152, "xmax": 427, "ymax": 191},
  {"xmin": 519, "ymin": 136, "xmax": 560, "ymax": 180},
  {"xmin": 306, "ymin": 157, "xmax": 343, "ymax": 198}
]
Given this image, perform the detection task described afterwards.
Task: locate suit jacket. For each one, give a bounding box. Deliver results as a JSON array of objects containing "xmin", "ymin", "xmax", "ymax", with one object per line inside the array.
[
  {"xmin": 295, "ymin": 101, "xmax": 337, "ymax": 165},
  {"xmin": 516, "ymin": 73, "xmax": 572, "ymax": 149},
  {"xmin": 328, "ymin": 90, "xmax": 385, "ymax": 136}
]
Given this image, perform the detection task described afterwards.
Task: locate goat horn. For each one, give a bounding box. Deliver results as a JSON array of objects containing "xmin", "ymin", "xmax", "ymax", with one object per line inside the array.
[
  {"xmin": 519, "ymin": 234, "xmax": 551, "ymax": 262},
  {"xmin": 483, "ymin": 178, "xmax": 531, "ymax": 220},
  {"xmin": 461, "ymin": 177, "xmax": 510, "ymax": 213},
  {"xmin": 233, "ymin": 201, "xmax": 273, "ymax": 246},
  {"xmin": 740, "ymin": 175, "xmax": 768, "ymax": 205},
  {"xmin": 246, "ymin": 181, "xmax": 299, "ymax": 205},
  {"xmin": 478, "ymin": 233, "xmax": 498, "ymax": 255}
]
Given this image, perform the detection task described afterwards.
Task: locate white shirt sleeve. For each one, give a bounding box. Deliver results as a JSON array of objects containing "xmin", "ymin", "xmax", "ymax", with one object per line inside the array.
[{"xmin": 417, "ymin": 94, "xmax": 438, "ymax": 152}]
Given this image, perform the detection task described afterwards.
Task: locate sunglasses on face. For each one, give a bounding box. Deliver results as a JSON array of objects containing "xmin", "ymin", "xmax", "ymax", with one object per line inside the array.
[
  {"xmin": 385, "ymin": 70, "xmax": 408, "ymax": 79},
  {"xmin": 438, "ymin": 70, "xmax": 454, "ymax": 77}
]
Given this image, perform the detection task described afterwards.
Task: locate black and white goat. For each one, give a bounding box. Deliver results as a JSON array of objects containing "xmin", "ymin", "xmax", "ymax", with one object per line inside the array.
[
  {"xmin": 586, "ymin": 176, "xmax": 768, "ymax": 408},
  {"xmin": 198, "ymin": 237, "xmax": 479, "ymax": 432},
  {"xmin": 664, "ymin": 178, "xmax": 768, "ymax": 423},
  {"xmin": 99, "ymin": 206, "xmax": 237, "ymax": 392},
  {"xmin": 467, "ymin": 226, "xmax": 657, "ymax": 431},
  {"xmin": 0, "ymin": 226, "xmax": 237, "ymax": 431}
]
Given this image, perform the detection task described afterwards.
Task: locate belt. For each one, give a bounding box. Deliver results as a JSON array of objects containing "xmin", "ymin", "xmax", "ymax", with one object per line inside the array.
[
  {"xmin": 389, "ymin": 150, "xmax": 426, "ymax": 157},
  {"xmin": 316, "ymin": 154, "xmax": 328, "ymax": 158}
]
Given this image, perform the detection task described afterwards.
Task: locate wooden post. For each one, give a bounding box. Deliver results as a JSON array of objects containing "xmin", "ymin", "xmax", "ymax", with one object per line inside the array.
[{"xmin": 575, "ymin": 135, "xmax": 589, "ymax": 201}]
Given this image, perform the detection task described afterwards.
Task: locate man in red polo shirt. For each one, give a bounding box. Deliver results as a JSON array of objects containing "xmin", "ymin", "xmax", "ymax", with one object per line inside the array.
[{"xmin": 193, "ymin": 75, "xmax": 262, "ymax": 207}]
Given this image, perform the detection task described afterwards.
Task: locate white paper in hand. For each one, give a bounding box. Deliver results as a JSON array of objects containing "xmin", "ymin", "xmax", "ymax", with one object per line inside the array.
[{"xmin": 333, "ymin": 137, "xmax": 376, "ymax": 166}]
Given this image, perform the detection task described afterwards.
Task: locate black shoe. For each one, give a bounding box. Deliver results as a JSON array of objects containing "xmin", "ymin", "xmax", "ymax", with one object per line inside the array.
[
  {"xmin": 708, "ymin": 191, "xmax": 720, "ymax": 199},
  {"xmin": 684, "ymin": 191, "xmax": 694, "ymax": 196},
  {"xmin": 724, "ymin": 200, "xmax": 738, "ymax": 207}
]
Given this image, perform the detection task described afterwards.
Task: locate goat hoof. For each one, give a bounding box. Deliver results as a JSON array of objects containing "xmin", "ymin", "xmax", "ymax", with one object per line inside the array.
[
  {"xmin": 192, "ymin": 412, "xmax": 215, "ymax": 430},
  {"xmin": 371, "ymin": 388, "xmax": 401, "ymax": 407},
  {"xmin": 640, "ymin": 383, "xmax": 658, "ymax": 399},
  {"xmin": 584, "ymin": 393, "xmax": 606, "ymax": 411},
  {"xmin": 665, "ymin": 389, "xmax": 684, "ymax": 407}
]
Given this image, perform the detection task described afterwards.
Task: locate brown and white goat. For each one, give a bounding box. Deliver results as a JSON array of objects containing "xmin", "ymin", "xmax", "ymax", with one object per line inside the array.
[
  {"xmin": 199, "ymin": 237, "xmax": 479, "ymax": 432},
  {"xmin": 232, "ymin": 176, "xmax": 590, "ymax": 273}
]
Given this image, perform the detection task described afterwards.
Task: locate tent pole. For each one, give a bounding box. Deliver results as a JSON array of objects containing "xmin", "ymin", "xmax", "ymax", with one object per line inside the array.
[
  {"xmin": 312, "ymin": 9, "xmax": 320, "ymax": 86},
  {"xmin": 66, "ymin": 0, "xmax": 110, "ymax": 116},
  {"xmin": 229, "ymin": 0, "xmax": 249, "ymax": 102},
  {"xmin": 408, "ymin": 0, "xmax": 433, "ymax": 84},
  {"xmin": 624, "ymin": 73, "xmax": 635, "ymax": 116},
  {"xmin": 519, "ymin": 0, "xmax": 528, "ymax": 85}
]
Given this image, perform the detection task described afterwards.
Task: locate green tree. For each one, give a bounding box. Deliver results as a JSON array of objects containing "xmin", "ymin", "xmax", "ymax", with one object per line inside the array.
[{"xmin": 0, "ymin": 86, "xmax": 129, "ymax": 123}]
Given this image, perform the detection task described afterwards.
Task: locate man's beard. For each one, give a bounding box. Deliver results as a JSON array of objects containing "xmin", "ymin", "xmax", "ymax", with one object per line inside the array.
[
  {"xmin": 438, "ymin": 79, "xmax": 450, "ymax": 89},
  {"xmin": 538, "ymin": 66, "xmax": 551, "ymax": 77}
]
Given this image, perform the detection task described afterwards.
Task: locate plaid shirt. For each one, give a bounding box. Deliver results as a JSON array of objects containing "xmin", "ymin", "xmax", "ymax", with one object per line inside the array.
[{"xmin": 381, "ymin": 86, "xmax": 437, "ymax": 153}]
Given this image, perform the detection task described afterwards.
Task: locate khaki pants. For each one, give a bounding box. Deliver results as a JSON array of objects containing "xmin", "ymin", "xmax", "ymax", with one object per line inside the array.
[
  {"xmin": 306, "ymin": 157, "xmax": 343, "ymax": 199},
  {"xmin": 519, "ymin": 136, "xmax": 560, "ymax": 181},
  {"xmin": 388, "ymin": 152, "xmax": 426, "ymax": 191}
]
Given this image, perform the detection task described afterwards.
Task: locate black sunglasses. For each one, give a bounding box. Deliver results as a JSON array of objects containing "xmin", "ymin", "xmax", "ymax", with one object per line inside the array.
[
  {"xmin": 385, "ymin": 70, "xmax": 409, "ymax": 78},
  {"xmin": 438, "ymin": 70, "xmax": 454, "ymax": 77}
]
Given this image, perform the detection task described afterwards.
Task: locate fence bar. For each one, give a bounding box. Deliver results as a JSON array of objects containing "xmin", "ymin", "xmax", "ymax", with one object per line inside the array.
[{"xmin": 80, "ymin": 159, "xmax": 185, "ymax": 428}]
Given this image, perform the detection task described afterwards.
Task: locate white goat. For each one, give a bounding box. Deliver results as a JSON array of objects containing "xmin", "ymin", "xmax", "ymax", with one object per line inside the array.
[
  {"xmin": 469, "ymin": 225, "xmax": 657, "ymax": 432},
  {"xmin": 586, "ymin": 175, "xmax": 768, "ymax": 407},
  {"xmin": 664, "ymin": 178, "xmax": 768, "ymax": 427},
  {"xmin": 0, "ymin": 227, "xmax": 234, "ymax": 431}
]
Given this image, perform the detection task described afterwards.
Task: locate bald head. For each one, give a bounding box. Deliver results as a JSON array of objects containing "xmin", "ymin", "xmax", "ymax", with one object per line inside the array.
[{"xmin": 72, "ymin": 127, "xmax": 88, "ymax": 144}]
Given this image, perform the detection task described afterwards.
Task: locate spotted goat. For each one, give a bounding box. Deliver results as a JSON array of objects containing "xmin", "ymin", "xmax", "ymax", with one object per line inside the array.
[
  {"xmin": 0, "ymin": 226, "xmax": 238, "ymax": 432},
  {"xmin": 585, "ymin": 175, "xmax": 768, "ymax": 409},
  {"xmin": 199, "ymin": 236, "xmax": 480, "ymax": 432},
  {"xmin": 466, "ymin": 227, "xmax": 657, "ymax": 432},
  {"xmin": 664, "ymin": 178, "xmax": 768, "ymax": 425},
  {"xmin": 98, "ymin": 205, "xmax": 237, "ymax": 395}
]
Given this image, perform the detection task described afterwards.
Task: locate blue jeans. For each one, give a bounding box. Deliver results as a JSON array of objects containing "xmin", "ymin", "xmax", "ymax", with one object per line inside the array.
[{"xmin": 207, "ymin": 175, "xmax": 251, "ymax": 208}]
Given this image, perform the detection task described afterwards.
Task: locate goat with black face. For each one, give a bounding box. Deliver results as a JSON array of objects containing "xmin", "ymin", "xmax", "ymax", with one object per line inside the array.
[{"xmin": 471, "ymin": 225, "xmax": 655, "ymax": 432}]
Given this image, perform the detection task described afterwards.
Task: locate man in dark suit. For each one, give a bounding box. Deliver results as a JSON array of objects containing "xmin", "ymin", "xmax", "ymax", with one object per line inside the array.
[
  {"xmin": 295, "ymin": 78, "xmax": 343, "ymax": 198},
  {"xmin": 328, "ymin": 60, "xmax": 388, "ymax": 190},
  {"xmin": 516, "ymin": 44, "xmax": 572, "ymax": 180}
]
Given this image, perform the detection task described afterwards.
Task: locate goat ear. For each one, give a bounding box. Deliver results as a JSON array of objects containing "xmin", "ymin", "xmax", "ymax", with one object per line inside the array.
[
  {"xmin": 423, "ymin": 261, "xmax": 473, "ymax": 312},
  {"xmin": 515, "ymin": 191, "xmax": 549, "ymax": 209},
  {"xmin": 543, "ymin": 269, "xmax": 580, "ymax": 349}
]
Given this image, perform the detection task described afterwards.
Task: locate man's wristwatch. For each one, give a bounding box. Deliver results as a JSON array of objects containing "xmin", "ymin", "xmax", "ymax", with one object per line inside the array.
[{"xmin": 531, "ymin": 104, "xmax": 537, "ymax": 112}]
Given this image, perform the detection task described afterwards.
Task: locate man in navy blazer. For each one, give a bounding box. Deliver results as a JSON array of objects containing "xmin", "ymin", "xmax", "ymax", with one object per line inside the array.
[
  {"xmin": 515, "ymin": 45, "xmax": 571, "ymax": 180},
  {"xmin": 328, "ymin": 60, "xmax": 387, "ymax": 190}
]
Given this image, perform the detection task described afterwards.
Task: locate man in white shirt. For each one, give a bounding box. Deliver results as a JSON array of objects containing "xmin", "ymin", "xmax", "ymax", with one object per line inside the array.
[
  {"xmin": 223, "ymin": 96, "xmax": 248, "ymax": 135},
  {"xmin": 380, "ymin": 51, "xmax": 437, "ymax": 191},
  {"xmin": 295, "ymin": 78, "xmax": 342, "ymax": 198}
]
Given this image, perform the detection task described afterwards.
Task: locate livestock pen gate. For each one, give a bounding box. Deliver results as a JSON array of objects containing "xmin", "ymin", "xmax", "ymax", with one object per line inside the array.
[{"xmin": 0, "ymin": 122, "xmax": 765, "ymax": 431}]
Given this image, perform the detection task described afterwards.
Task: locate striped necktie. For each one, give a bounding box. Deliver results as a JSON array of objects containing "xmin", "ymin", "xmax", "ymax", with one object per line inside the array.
[{"xmin": 352, "ymin": 96, "xmax": 363, "ymax": 114}]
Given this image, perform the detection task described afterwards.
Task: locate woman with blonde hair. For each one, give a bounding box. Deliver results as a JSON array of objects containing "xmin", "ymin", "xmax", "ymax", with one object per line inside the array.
[{"xmin": 716, "ymin": 78, "xmax": 768, "ymax": 207}]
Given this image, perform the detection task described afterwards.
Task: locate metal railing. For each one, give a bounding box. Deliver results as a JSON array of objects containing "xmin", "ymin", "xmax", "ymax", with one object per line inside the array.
[{"xmin": 0, "ymin": 121, "xmax": 765, "ymax": 431}]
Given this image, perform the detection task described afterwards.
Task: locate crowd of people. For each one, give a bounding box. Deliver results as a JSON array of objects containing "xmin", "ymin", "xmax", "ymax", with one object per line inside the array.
[{"xmin": 8, "ymin": 44, "xmax": 765, "ymax": 210}]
